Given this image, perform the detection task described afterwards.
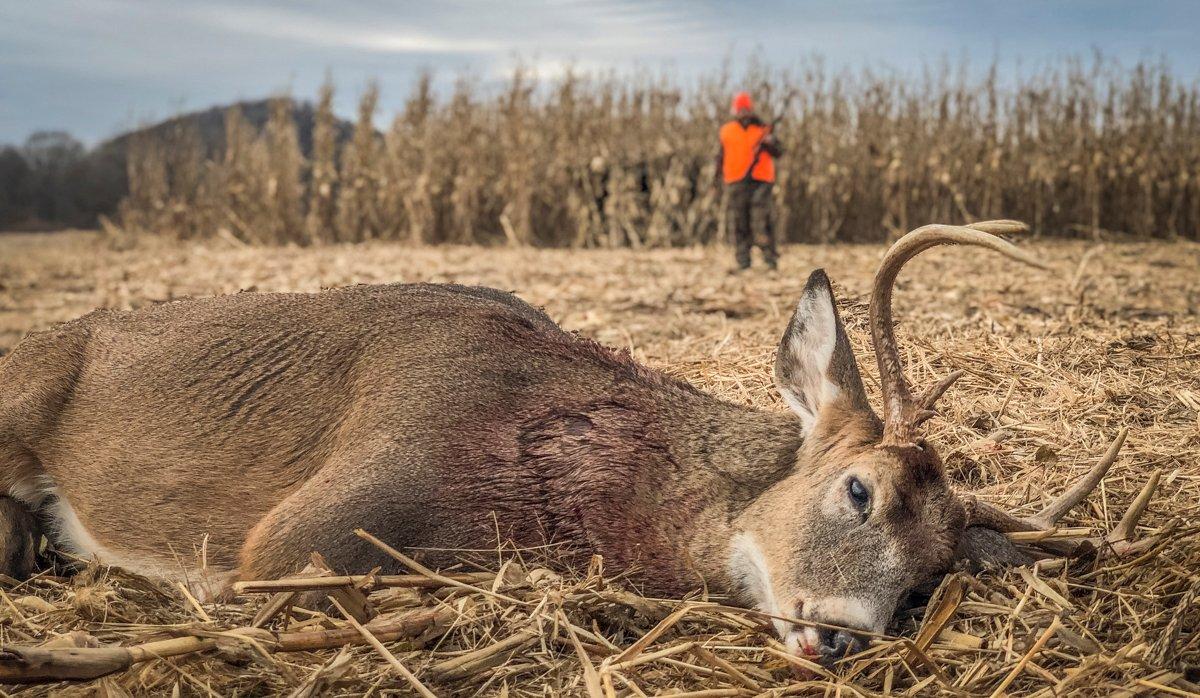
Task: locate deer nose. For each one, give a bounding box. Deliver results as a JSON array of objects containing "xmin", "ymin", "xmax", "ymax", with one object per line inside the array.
[{"xmin": 816, "ymin": 628, "xmax": 866, "ymax": 664}]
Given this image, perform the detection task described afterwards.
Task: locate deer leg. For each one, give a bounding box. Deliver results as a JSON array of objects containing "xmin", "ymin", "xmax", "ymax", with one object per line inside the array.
[
  {"xmin": 0, "ymin": 496, "xmax": 40, "ymax": 580},
  {"xmin": 237, "ymin": 445, "xmax": 435, "ymax": 585}
]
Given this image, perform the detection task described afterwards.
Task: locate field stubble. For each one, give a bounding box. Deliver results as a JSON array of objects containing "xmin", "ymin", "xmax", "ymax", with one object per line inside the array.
[{"xmin": 0, "ymin": 231, "xmax": 1198, "ymax": 695}]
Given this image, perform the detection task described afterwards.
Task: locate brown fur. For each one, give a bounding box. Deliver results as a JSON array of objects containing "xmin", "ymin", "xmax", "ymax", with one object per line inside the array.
[
  {"xmin": 0, "ymin": 275, "xmax": 973, "ymax": 657},
  {"xmin": 0, "ymin": 284, "xmax": 797, "ymax": 587}
]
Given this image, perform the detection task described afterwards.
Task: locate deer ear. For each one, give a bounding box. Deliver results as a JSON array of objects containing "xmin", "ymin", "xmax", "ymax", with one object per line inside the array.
[{"xmin": 774, "ymin": 270, "xmax": 872, "ymax": 435}]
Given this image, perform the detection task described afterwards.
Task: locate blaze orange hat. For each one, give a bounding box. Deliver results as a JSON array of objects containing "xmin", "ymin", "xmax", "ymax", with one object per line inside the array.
[{"xmin": 731, "ymin": 92, "xmax": 753, "ymax": 114}]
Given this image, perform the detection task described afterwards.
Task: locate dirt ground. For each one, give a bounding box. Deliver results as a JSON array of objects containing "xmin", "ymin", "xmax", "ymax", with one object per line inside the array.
[{"xmin": 0, "ymin": 230, "xmax": 1198, "ymax": 695}]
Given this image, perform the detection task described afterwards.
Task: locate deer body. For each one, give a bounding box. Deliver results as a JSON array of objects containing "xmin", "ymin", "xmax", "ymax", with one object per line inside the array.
[
  {"xmin": 0, "ymin": 283, "xmax": 802, "ymax": 593},
  {"xmin": 1, "ymin": 223, "xmax": 1095, "ymax": 663}
]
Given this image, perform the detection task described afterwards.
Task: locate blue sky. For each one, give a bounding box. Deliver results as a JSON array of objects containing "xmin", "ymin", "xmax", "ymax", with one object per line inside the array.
[{"xmin": 2, "ymin": 0, "xmax": 1198, "ymax": 145}]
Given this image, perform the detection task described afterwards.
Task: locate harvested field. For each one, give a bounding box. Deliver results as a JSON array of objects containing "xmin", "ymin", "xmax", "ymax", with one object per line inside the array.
[{"xmin": 0, "ymin": 230, "xmax": 1198, "ymax": 696}]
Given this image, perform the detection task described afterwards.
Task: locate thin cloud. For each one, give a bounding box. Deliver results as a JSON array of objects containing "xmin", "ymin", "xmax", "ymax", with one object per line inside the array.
[{"xmin": 185, "ymin": 4, "xmax": 504, "ymax": 54}]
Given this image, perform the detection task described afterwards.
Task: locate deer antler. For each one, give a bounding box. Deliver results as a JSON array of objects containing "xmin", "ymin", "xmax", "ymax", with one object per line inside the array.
[
  {"xmin": 867, "ymin": 223, "xmax": 1152, "ymax": 567},
  {"xmin": 964, "ymin": 428, "xmax": 1127, "ymax": 532},
  {"xmin": 868, "ymin": 221, "xmax": 1047, "ymax": 447},
  {"xmin": 961, "ymin": 428, "xmax": 1138, "ymax": 562}
]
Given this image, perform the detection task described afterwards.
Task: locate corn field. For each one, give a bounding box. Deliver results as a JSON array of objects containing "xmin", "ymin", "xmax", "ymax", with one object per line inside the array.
[{"xmin": 118, "ymin": 57, "xmax": 1200, "ymax": 245}]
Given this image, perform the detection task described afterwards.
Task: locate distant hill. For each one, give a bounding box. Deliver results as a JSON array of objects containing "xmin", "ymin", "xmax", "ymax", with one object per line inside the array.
[
  {"xmin": 103, "ymin": 98, "xmax": 355, "ymax": 160},
  {"xmin": 0, "ymin": 99, "xmax": 355, "ymax": 231}
]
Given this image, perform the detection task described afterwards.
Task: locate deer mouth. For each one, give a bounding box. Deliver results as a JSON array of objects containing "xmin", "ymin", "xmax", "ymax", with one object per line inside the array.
[
  {"xmin": 778, "ymin": 597, "xmax": 829, "ymax": 662},
  {"xmin": 784, "ymin": 626, "xmax": 822, "ymax": 657},
  {"xmin": 782, "ymin": 627, "xmax": 822, "ymax": 679}
]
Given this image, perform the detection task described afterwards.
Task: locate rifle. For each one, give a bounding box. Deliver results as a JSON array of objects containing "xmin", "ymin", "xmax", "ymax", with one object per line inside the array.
[{"xmin": 739, "ymin": 89, "xmax": 797, "ymax": 183}]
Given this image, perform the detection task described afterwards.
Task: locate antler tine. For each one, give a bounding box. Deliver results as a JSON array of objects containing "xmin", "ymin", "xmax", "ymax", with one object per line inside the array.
[
  {"xmin": 870, "ymin": 222, "xmax": 1047, "ymax": 446},
  {"xmin": 1032, "ymin": 428, "xmax": 1127, "ymax": 527},
  {"xmin": 918, "ymin": 370, "xmax": 965, "ymax": 411},
  {"xmin": 908, "ymin": 370, "xmax": 966, "ymax": 429},
  {"xmin": 1106, "ymin": 467, "xmax": 1160, "ymax": 545},
  {"xmin": 965, "ymin": 219, "xmax": 1030, "ymax": 236}
]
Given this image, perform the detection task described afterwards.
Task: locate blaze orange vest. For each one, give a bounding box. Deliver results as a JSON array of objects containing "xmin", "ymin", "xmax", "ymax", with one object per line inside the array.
[{"xmin": 720, "ymin": 120, "xmax": 775, "ymax": 183}]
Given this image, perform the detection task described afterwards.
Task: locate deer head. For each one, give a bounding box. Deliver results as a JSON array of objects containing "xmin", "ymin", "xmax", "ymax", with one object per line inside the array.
[{"xmin": 728, "ymin": 221, "xmax": 1108, "ymax": 664}]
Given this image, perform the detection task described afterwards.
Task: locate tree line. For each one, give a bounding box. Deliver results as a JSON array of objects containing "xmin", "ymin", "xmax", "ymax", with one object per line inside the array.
[{"xmin": 0, "ymin": 132, "xmax": 125, "ymax": 230}]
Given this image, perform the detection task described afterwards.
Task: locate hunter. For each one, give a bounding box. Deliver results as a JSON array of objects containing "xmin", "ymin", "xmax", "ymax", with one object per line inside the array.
[{"xmin": 716, "ymin": 91, "xmax": 783, "ymax": 271}]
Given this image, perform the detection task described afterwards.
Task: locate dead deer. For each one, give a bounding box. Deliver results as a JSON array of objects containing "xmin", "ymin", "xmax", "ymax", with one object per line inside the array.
[{"xmin": 0, "ymin": 221, "xmax": 1113, "ymax": 664}]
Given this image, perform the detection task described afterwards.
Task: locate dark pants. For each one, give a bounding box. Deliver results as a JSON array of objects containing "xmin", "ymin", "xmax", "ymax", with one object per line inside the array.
[{"xmin": 725, "ymin": 180, "xmax": 778, "ymax": 269}]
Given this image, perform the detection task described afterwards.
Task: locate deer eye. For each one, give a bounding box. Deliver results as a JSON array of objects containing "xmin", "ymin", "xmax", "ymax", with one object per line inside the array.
[{"xmin": 846, "ymin": 477, "xmax": 871, "ymax": 513}]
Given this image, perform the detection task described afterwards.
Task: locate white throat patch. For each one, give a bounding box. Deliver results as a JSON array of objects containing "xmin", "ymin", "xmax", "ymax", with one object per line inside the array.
[{"xmin": 727, "ymin": 531, "xmax": 789, "ymax": 639}]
